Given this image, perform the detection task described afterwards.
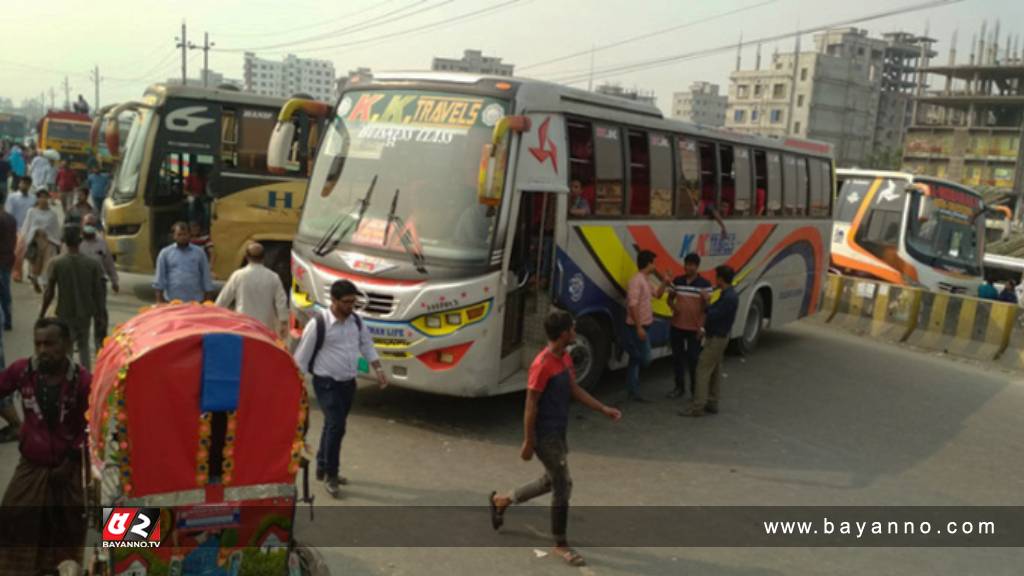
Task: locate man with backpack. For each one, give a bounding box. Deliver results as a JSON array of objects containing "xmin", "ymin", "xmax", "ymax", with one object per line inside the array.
[{"xmin": 293, "ymin": 279, "xmax": 387, "ymax": 497}]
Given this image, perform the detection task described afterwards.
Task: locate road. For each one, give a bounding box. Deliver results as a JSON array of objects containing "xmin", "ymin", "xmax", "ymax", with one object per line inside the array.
[{"xmin": 1, "ymin": 274, "xmax": 1022, "ymax": 575}]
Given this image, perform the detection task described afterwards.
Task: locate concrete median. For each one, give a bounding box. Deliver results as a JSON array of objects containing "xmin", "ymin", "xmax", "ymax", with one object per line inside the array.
[
  {"xmin": 905, "ymin": 291, "xmax": 1019, "ymax": 362},
  {"xmin": 826, "ymin": 276, "xmax": 919, "ymax": 342}
]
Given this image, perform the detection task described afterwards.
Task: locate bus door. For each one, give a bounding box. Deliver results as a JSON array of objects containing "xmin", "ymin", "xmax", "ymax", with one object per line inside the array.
[
  {"xmin": 501, "ymin": 190, "xmax": 559, "ymax": 361},
  {"xmin": 147, "ymin": 100, "xmax": 222, "ymax": 259}
]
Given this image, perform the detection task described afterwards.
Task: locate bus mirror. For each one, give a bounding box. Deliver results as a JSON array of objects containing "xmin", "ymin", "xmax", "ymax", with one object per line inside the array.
[
  {"xmin": 267, "ymin": 121, "xmax": 297, "ymax": 175},
  {"xmin": 104, "ymin": 116, "xmax": 121, "ymax": 158},
  {"xmin": 478, "ymin": 118, "xmax": 514, "ymax": 206}
]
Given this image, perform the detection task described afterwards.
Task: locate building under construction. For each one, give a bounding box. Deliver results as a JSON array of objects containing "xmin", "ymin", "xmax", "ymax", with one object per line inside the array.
[{"xmin": 902, "ymin": 22, "xmax": 1024, "ymax": 220}]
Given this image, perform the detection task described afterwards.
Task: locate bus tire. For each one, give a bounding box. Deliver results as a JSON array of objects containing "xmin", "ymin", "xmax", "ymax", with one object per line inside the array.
[
  {"xmin": 570, "ymin": 316, "xmax": 610, "ymax": 391},
  {"xmin": 263, "ymin": 243, "xmax": 292, "ymax": 291},
  {"xmin": 734, "ymin": 292, "xmax": 766, "ymax": 356}
]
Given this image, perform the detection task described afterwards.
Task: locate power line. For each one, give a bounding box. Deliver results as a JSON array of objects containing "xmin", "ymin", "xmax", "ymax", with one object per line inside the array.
[
  {"xmin": 518, "ymin": 0, "xmax": 778, "ymax": 72},
  {"xmin": 549, "ymin": 0, "xmax": 963, "ymax": 86},
  {"xmin": 214, "ymin": 0, "xmax": 452, "ymax": 53},
  {"xmin": 213, "ymin": 0, "xmax": 402, "ymax": 38}
]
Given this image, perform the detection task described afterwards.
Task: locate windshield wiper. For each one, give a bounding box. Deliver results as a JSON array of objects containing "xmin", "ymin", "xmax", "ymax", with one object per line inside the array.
[
  {"xmin": 378, "ymin": 188, "xmax": 427, "ymax": 274},
  {"xmin": 313, "ymin": 174, "xmax": 378, "ymax": 257},
  {"xmin": 382, "ymin": 188, "xmax": 400, "ymax": 247}
]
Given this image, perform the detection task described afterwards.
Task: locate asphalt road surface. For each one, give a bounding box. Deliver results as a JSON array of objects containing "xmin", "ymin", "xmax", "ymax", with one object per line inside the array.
[{"xmin": 1, "ymin": 273, "xmax": 1021, "ymax": 575}]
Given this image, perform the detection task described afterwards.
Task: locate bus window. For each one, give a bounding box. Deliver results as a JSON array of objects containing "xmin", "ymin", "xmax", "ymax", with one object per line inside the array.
[
  {"xmin": 648, "ymin": 133, "xmax": 673, "ymax": 217},
  {"xmin": 753, "ymin": 149, "xmax": 768, "ymax": 216},
  {"xmin": 808, "ymin": 158, "xmax": 831, "ymax": 217},
  {"xmin": 766, "ymin": 151, "xmax": 782, "ymax": 215},
  {"xmin": 237, "ymin": 109, "xmax": 276, "ymax": 173},
  {"xmin": 594, "ymin": 124, "xmax": 624, "ymax": 216},
  {"xmin": 221, "ymin": 110, "xmax": 238, "ymax": 168},
  {"xmin": 795, "ymin": 157, "xmax": 809, "ymax": 216},
  {"xmin": 568, "ymin": 119, "xmax": 595, "ymax": 218},
  {"xmin": 835, "ymin": 177, "xmax": 871, "ymax": 223},
  {"xmin": 719, "ymin": 144, "xmax": 736, "ymax": 217},
  {"xmin": 628, "ymin": 130, "xmax": 650, "ymax": 215},
  {"xmin": 783, "ymin": 154, "xmax": 797, "ymax": 215},
  {"xmin": 733, "ymin": 146, "xmax": 752, "ymax": 217},
  {"xmin": 698, "ymin": 141, "xmax": 717, "ymax": 214},
  {"xmin": 676, "ymin": 137, "xmax": 700, "ymax": 217}
]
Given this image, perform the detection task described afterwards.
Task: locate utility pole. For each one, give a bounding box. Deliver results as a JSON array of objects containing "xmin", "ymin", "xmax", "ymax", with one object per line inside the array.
[
  {"xmin": 175, "ymin": 21, "xmax": 188, "ymax": 84},
  {"xmin": 90, "ymin": 65, "xmax": 101, "ymax": 111},
  {"xmin": 587, "ymin": 44, "xmax": 595, "ymax": 92},
  {"xmin": 188, "ymin": 32, "xmax": 215, "ymax": 87},
  {"xmin": 49, "ymin": 88, "xmax": 56, "ymax": 110},
  {"xmin": 63, "ymin": 76, "xmax": 71, "ymax": 111}
]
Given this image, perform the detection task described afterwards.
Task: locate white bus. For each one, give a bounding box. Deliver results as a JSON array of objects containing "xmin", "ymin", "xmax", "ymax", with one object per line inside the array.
[
  {"xmin": 833, "ymin": 169, "xmax": 985, "ymax": 294},
  {"xmin": 270, "ymin": 73, "xmax": 834, "ymax": 396}
]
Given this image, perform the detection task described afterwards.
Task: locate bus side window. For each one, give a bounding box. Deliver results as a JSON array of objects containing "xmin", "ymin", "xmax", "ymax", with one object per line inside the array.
[
  {"xmin": 795, "ymin": 157, "xmax": 809, "ymax": 216},
  {"xmin": 220, "ymin": 110, "xmax": 238, "ymax": 168},
  {"xmin": 808, "ymin": 158, "xmax": 830, "ymax": 217},
  {"xmin": 567, "ymin": 119, "xmax": 595, "ymax": 218},
  {"xmin": 782, "ymin": 154, "xmax": 797, "ymax": 215},
  {"xmin": 697, "ymin": 141, "xmax": 718, "ymax": 216},
  {"xmin": 753, "ymin": 149, "xmax": 768, "ymax": 216},
  {"xmin": 766, "ymin": 152, "xmax": 782, "ymax": 215},
  {"xmin": 819, "ymin": 160, "xmax": 833, "ymax": 218},
  {"xmin": 718, "ymin": 144, "xmax": 735, "ymax": 217},
  {"xmin": 676, "ymin": 137, "xmax": 700, "ymax": 218},
  {"xmin": 594, "ymin": 124, "xmax": 624, "ymax": 216},
  {"xmin": 628, "ymin": 130, "xmax": 650, "ymax": 215},
  {"xmin": 238, "ymin": 110, "xmax": 276, "ymax": 174},
  {"xmin": 733, "ymin": 146, "xmax": 752, "ymax": 217},
  {"xmin": 648, "ymin": 133, "xmax": 673, "ymax": 217}
]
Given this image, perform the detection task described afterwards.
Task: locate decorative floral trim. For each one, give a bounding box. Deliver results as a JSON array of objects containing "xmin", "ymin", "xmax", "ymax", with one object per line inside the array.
[
  {"xmin": 196, "ymin": 411, "xmax": 212, "ymax": 486},
  {"xmin": 289, "ymin": 389, "xmax": 308, "ymax": 476},
  {"xmin": 221, "ymin": 411, "xmax": 238, "ymax": 485}
]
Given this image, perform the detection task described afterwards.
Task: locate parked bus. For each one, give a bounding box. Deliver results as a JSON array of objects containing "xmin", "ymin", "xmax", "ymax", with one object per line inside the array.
[
  {"xmin": 103, "ymin": 83, "xmax": 312, "ymax": 283},
  {"xmin": 833, "ymin": 169, "xmax": 985, "ymax": 294},
  {"xmin": 270, "ymin": 72, "xmax": 834, "ymax": 396},
  {"xmin": 0, "ymin": 112, "xmax": 28, "ymax": 143},
  {"xmin": 38, "ymin": 111, "xmax": 92, "ymax": 171}
]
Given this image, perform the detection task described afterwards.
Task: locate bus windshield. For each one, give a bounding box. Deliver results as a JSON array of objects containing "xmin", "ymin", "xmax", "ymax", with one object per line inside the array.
[
  {"xmin": 114, "ymin": 108, "xmax": 156, "ymax": 200},
  {"xmin": 299, "ymin": 89, "xmax": 509, "ymax": 266},
  {"xmin": 905, "ymin": 184, "xmax": 983, "ymax": 275},
  {"xmin": 47, "ymin": 121, "xmax": 91, "ymax": 142},
  {"xmin": 0, "ymin": 114, "xmax": 27, "ymax": 139}
]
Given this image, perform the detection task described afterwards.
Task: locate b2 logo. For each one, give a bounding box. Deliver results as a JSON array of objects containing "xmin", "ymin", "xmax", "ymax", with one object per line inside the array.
[
  {"xmin": 102, "ymin": 507, "xmax": 162, "ymax": 548},
  {"xmin": 165, "ymin": 106, "xmax": 215, "ymax": 133}
]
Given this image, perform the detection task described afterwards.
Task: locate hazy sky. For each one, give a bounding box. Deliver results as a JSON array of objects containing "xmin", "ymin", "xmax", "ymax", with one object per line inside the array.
[{"xmin": 2, "ymin": 0, "xmax": 1021, "ymax": 114}]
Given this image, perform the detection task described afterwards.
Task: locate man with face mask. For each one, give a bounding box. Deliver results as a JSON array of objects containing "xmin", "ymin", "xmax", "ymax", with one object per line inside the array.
[{"xmin": 0, "ymin": 317, "xmax": 91, "ymax": 574}]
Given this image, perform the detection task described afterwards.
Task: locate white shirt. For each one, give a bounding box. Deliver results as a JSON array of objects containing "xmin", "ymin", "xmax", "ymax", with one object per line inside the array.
[
  {"xmin": 21, "ymin": 206, "xmax": 61, "ymax": 246},
  {"xmin": 215, "ymin": 262, "xmax": 288, "ymax": 332},
  {"xmin": 29, "ymin": 157, "xmax": 52, "ymax": 190},
  {"xmin": 292, "ymin": 309, "xmax": 378, "ymax": 381},
  {"xmin": 4, "ymin": 192, "xmax": 35, "ymax": 230}
]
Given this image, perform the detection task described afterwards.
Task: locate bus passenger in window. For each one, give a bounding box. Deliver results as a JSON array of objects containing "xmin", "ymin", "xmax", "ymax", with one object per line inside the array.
[
  {"xmin": 755, "ymin": 186, "xmax": 766, "ymax": 216},
  {"xmin": 624, "ymin": 249, "xmax": 670, "ymax": 402},
  {"xmin": 568, "ymin": 180, "xmax": 591, "ymax": 218}
]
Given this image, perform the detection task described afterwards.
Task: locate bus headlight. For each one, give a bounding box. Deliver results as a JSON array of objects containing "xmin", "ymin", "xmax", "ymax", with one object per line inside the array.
[
  {"xmin": 412, "ymin": 300, "xmax": 492, "ymax": 336},
  {"xmin": 291, "ymin": 279, "xmax": 314, "ymax": 309}
]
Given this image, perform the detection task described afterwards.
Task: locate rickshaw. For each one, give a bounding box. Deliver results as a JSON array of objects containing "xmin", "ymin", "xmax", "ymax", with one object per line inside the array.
[{"xmin": 84, "ymin": 303, "xmax": 325, "ymax": 575}]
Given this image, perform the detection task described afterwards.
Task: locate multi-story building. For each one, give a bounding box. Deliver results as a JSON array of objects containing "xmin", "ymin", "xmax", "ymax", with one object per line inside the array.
[
  {"xmin": 726, "ymin": 28, "xmax": 932, "ymax": 167},
  {"xmin": 243, "ymin": 52, "xmax": 336, "ymax": 102},
  {"xmin": 595, "ymin": 83, "xmax": 657, "ymax": 107},
  {"xmin": 166, "ymin": 69, "xmax": 243, "ymax": 90},
  {"xmin": 431, "ymin": 50, "xmax": 514, "ymax": 76},
  {"xmin": 903, "ymin": 24, "xmax": 1023, "ymax": 209},
  {"xmin": 672, "ymin": 81, "xmax": 727, "ymax": 127}
]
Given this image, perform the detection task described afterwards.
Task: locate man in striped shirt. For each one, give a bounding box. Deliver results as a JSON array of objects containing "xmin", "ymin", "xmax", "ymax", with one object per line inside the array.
[{"xmin": 667, "ymin": 253, "xmax": 711, "ymax": 399}]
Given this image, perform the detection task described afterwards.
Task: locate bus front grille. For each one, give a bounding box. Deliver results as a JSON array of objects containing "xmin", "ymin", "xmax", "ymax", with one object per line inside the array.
[{"xmin": 357, "ymin": 292, "xmax": 397, "ymax": 316}]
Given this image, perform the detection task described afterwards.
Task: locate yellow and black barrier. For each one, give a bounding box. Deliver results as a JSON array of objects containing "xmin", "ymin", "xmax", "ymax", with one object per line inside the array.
[{"xmin": 823, "ymin": 274, "xmax": 1020, "ymax": 364}]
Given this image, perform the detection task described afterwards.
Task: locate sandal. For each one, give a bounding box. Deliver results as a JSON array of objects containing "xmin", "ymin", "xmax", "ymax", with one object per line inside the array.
[
  {"xmin": 489, "ymin": 491, "xmax": 504, "ymax": 530},
  {"xmin": 556, "ymin": 547, "xmax": 585, "ymax": 567},
  {"xmin": 0, "ymin": 426, "xmax": 18, "ymax": 443}
]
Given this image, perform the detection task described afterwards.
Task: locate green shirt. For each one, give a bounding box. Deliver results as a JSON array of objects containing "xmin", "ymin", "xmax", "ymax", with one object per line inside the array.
[{"xmin": 47, "ymin": 252, "xmax": 104, "ymax": 321}]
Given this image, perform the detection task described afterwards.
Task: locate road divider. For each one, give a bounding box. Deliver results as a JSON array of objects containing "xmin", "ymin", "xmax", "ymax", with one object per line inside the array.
[{"xmin": 821, "ymin": 274, "xmax": 1020, "ymax": 366}]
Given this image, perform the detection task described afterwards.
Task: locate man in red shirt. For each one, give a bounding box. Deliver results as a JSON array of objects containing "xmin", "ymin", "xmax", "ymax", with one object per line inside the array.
[
  {"xmin": 55, "ymin": 160, "xmax": 79, "ymax": 210},
  {"xmin": 0, "ymin": 318, "xmax": 91, "ymax": 574},
  {"xmin": 489, "ymin": 310, "xmax": 622, "ymax": 567}
]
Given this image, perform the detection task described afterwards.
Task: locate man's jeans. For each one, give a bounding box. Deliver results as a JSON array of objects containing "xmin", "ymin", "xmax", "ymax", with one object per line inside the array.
[
  {"xmin": 513, "ymin": 432, "xmax": 572, "ymax": 544},
  {"xmin": 0, "ymin": 268, "xmax": 11, "ymax": 329},
  {"xmin": 623, "ymin": 324, "xmax": 651, "ymax": 396},
  {"xmin": 670, "ymin": 328, "xmax": 701, "ymax": 396},
  {"xmin": 312, "ymin": 376, "xmax": 357, "ymax": 477}
]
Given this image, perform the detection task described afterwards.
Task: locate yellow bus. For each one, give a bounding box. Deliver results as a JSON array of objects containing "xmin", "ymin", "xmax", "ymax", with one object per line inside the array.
[
  {"xmin": 38, "ymin": 111, "xmax": 93, "ymax": 171},
  {"xmin": 103, "ymin": 84, "xmax": 314, "ymax": 284}
]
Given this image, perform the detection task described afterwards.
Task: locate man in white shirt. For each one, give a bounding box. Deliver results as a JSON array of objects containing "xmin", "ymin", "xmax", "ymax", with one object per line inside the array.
[
  {"xmin": 215, "ymin": 242, "xmax": 288, "ymax": 338},
  {"xmin": 292, "ymin": 279, "xmax": 387, "ymax": 497},
  {"xmin": 28, "ymin": 153, "xmax": 54, "ymax": 193}
]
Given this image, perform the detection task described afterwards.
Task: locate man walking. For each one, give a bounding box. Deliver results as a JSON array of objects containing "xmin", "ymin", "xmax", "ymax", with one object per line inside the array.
[
  {"xmin": 0, "ymin": 318, "xmax": 91, "ymax": 574},
  {"xmin": 293, "ymin": 279, "xmax": 387, "ymax": 497},
  {"xmin": 216, "ymin": 242, "xmax": 288, "ymax": 338},
  {"xmin": 79, "ymin": 214, "xmax": 119, "ymax": 349},
  {"xmin": 489, "ymin": 310, "xmax": 622, "ymax": 567},
  {"xmin": 40, "ymin": 225, "xmax": 104, "ymax": 370},
  {"xmin": 86, "ymin": 166, "xmax": 110, "ymax": 222},
  {"xmin": 623, "ymin": 249, "xmax": 668, "ymax": 401},
  {"xmin": 681, "ymin": 265, "xmax": 739, "ymax": 417},
  {"xmin": 153, "ymin": 221, "xmax": 214, "ymax": 303},
  {"xmin": 0, "ymin": 196, "xmax": 15, "ymax": 331},
  {"xmin": 28, "ymin": 151, "xmax": 54, "ymax": 194},
  {"xmin": 667, "ymin": 253, "xmax": 711, "ymax": 399}
]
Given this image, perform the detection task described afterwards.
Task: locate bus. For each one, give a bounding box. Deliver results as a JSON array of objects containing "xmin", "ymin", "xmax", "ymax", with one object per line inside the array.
[
  {"xmin": 832, "ymin": 169, "xmax": 985, "ymax": 294},
  {"xmin": 271, "ymin": 72, "xmax": 834, "ymax": 396},
  {"xmin": 38, "ymin": 111, "xmax": 92, "ymax": 171},
  {"xmin": 0, "ymin": 112, "xmax": 28, "ymax": 143},
  {"xmin": 103, "ymin": 83, "xmax": 312, "ymax": 284}
]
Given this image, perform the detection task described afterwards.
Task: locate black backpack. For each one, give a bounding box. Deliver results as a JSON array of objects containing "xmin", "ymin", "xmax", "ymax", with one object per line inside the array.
[{"xmin": 307, "ymin": 310, "xmax": 363, "ymax": 374}]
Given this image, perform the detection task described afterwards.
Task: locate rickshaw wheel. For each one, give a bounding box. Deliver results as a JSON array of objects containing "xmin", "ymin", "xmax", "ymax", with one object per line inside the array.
[{"xmin": 293, "ymin": 542, "xmax": 332, "ymax": 576}]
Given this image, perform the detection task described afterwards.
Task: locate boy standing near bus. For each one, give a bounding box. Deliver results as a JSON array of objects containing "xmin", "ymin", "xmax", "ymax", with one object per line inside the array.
[
  {"xmin": 489, "ymin": 310, "xmax": 622, "ymax": 567},
  {"xmin": 667, "ymin": 253, "xmax": 710, "ymax": 399},
  {"xmin": 624, "ymin": 249, "xmax": 669, "ymax": 402},
  {"xmin": 681, "ymin": 265, "xmax": 738, "ymax": 417}
]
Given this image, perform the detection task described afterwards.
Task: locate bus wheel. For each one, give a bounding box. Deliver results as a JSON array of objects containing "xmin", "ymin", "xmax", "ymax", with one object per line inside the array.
[
  {"xmin": 570, "ymin": 316, "xmax": 609, "ymax": 390},
  {"xmin": 736, "ymin": 293, "xmax": 766, "ymax": 356},
  {"xmin": 264, "ymin": 243, "xmax": 292, "ymax": 291}
]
